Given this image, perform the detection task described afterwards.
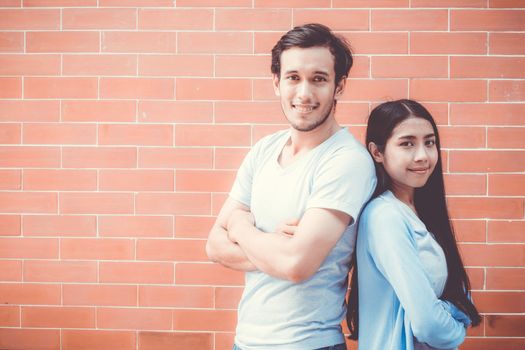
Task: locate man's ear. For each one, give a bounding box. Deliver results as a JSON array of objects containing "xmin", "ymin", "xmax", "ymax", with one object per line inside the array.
[
  {"xmin": 368, "ymin": 142, "xmax": 384, "ymax": 163},
  {"xmin": 272, "ymin": 74, "xmax": 280, "ymax": 96},
  {"xmin": 334, "ymin": 76, "xmax": 346, "ymax": 100}
]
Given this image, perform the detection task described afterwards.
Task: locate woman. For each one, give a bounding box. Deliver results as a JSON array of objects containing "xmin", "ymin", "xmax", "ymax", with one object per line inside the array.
[{"xmin": 347, "ymin": 99, "xmax": 481, "ymax": 350}]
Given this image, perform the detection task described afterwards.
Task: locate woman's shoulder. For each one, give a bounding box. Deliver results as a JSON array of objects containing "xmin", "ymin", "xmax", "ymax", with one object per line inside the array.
[{"xmin": 360, "ymin": 192, "xmax": 411, "ymax": 238}]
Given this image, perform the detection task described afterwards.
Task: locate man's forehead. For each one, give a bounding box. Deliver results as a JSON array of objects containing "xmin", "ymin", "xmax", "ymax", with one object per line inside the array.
[{"xmin": 280, "ymin": 46, "xmax": 335, "ymax": 74}]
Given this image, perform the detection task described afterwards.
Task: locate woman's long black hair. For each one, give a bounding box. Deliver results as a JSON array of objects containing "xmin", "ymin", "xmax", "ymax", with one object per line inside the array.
[{"xmin": 347, "ymin": 99, "xmax": 481, "ymax": 340}]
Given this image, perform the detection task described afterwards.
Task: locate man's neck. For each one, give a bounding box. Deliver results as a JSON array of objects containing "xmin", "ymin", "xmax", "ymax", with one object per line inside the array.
[{"xmin": 288, "ymin": 119, "xmax": 341, "ymax": 155}]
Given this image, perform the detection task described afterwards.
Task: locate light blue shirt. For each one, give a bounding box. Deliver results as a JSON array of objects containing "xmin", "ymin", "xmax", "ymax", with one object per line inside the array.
[
  {"xmin": 230, "ymin": 128, "xmax": 376, "ymax": 349},
  {"xmin": 356, "ymin": 191, "xmax": 470, "ymax": 350}
]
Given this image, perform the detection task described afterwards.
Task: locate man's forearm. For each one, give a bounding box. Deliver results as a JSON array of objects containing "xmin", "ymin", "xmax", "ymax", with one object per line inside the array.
[{"xmin": 206, "ymin": 225, "xmax": 257, "ymax": 272}]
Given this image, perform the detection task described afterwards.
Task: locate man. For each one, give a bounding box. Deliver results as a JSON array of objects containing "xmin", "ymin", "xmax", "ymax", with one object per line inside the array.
[{"xmin": 206, "ymin": 23, "xmax": 376, "ymax": 350}]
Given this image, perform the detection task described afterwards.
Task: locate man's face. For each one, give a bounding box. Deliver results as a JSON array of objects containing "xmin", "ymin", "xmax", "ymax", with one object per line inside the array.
[{"xmin": 273, "ymin": 46, "xmax": 345, "ymax": 132}]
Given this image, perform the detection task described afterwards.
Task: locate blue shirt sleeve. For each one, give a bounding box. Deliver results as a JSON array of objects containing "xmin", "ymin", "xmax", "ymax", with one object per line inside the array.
[{"xmin": 364, "ymin": 203, "xmax": 467, "ymax": 348}]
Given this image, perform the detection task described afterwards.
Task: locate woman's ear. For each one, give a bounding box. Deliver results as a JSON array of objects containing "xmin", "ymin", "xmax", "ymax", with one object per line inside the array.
[{"xmin": 368, "ymin": 142, "xmax": 384, "ymax": 163}]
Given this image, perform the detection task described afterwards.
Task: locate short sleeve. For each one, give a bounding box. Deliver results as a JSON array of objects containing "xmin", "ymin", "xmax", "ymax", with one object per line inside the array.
[
  {"xmin": 229, "ymin": 146, "xmax": 257, "ymax": 207},
  {"xmin": 307, "ymin": 149, "xmax": 376, "ymax": 221}
]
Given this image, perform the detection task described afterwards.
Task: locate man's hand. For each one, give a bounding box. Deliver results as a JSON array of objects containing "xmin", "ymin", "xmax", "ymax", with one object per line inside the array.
[
  {"xmin": 275, "ymin": 218, "xmax": 300, "ymax": 236},
  {"xmin": 227, "ymin": 208, "xmax": 255, "ymax": 243}
]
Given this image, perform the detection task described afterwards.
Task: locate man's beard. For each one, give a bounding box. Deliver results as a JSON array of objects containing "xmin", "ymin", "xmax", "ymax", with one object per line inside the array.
[{"xmin": 289, "ymin": 100, "xmax": 335, "ymax": 132}]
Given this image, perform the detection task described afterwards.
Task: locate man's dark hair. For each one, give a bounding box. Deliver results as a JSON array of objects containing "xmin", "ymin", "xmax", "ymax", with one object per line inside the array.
[{"xmin": 271, "ymin": 23, "xmax": 353, "ymax": 84}]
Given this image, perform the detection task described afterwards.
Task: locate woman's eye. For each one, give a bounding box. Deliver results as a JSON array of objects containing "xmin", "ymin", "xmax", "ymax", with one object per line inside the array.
[{"xmin": 426, "ymin": 140, "xmax": 436, "ymax": 146}]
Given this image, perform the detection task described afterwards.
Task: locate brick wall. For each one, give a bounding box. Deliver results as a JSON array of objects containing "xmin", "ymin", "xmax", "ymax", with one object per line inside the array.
[{"xmin": 0, "ymin": 0, "xmax": 524, "ymax": 349}]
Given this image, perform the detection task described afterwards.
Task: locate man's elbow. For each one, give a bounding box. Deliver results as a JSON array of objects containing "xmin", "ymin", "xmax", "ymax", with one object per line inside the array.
[
  {"xmin": 205, "ymin": 238, "xmax": 220, "ymax": 262},
  {"xmin": 284, "ymin": 258, "xmax": 316, "ymax": 283}
]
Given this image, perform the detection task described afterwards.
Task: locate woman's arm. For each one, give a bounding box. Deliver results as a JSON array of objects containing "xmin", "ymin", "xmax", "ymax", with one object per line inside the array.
[{"xmin": 364, "ymin": 204, "xmax": 468, "ymax": 349}]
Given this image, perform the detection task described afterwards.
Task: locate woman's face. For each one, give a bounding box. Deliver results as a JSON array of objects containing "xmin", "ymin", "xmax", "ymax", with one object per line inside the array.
[{"xmin": 373, "ymin": 117, "xmax": 439, "ymax": 197}]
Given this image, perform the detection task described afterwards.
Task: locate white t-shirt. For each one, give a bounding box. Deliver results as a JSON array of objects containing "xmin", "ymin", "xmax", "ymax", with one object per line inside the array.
[{"xmin": 230, "ymin": 128, "xmax": 376, "ymax": 350}]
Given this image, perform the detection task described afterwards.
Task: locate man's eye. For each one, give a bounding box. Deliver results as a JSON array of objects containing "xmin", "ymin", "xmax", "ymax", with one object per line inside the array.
[
  {"xmin": 286, "ymin": 75, "xmax": 299, "ymax": 81},
  {"xmin": 313, "ymin": 76, "xmax": 327, "ymax": 82},
  {"xmin": 400, "ymin": 142, "xmax": 413, "ymax": 147}
]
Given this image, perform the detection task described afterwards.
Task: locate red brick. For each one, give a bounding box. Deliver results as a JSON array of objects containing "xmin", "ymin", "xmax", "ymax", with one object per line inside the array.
[
  {"xmin": 60, "ymin": 193, "xmax": 134, "ymax": 215},
  {"xmin": 22, "ymin": 306, "xmax": 95, "ymax": 328},
  {"xmin": 346, "ymin": 32, "xmax": 409, "ymax": 54},
  {"xmin": 62, "ymin": 147, "xmax": 136, "ymax": 168},
  {"xmin": 173, "ymin": 309, "xmax": 237, "ymax": 332},
  {"xmin": 212, "ymin": 193, "xmax": 228, "ymax": 216},
  {"xmin": 487, "ymin": 267, "xmax": 525, "ymax": 289},
  {"xmin": 215, "ymin": 55, "xmax": 270, "ymax": 78},
  {"xmin": 136, "ymin": 193, "xmax": 211, "ymax": 215},
  {"xmin": 293, "ymin": 9, "xmax": 369, "ymax": 30},
  {"xmin": 0, "ymin": 123, "xmax": 21, "ymax": 143},
  {"xmin": 0, "ymin": 237, "xmax": 57, "ymax": 258},
  {"xmin": 0, "ymin": 9, "xmax": 59, "ymax": 29},
  {"xmin": 100, "ymin": 77, "xmax": 174, "ymax": 99},
  {"xmin": 488, "ymin": 127, "xmax": 525, "ymax": 148},
  {"xmin": 0, "ymin": 329, "xmax": 60, "ymax": 350},
  {"xmin": 99, "ymin": 124, "xmax": 173, "ymax": 146},
  {"xmin": 24, "ymin": 260, "xmax": 97, "ymax": 282},
  {"xmin": 63, "ymin": 54, "xmax": 137, "ymax": 76},
  {"xmin": 139, "ymin": 285, "xmax": 214, "ymax": 308},
  {"xmin": 0, "ymin": 192, "xmax": 57, "ymax": 213},
  {"xmin": 24, "ymin": 0, "xmax": 96, "ymax": 5},
  {"xmin": 257, "ymin": 0, "xmax": 330, "ymax": 7},
  {"xmin": 0, "ymin": 283, "xmax": 61, "ymax": 305},
  {"xmin": 0, "ymin": 305, "xmax": 19, "ymax": 327},
  {"xmin": 177, "ymin": 78, "xmax": 251, "ymax": 101},
  {"xmin": 372, "ymin": 56, "xmax": 447, "ymax": 78},
  {"xmin": 138, "ymin": 332, "xmax": 213, "ymax": 350},
  {"xmin": 343, "ymin": 79, "xmax": 408, "ymax": 102},
  {"xmin": 103, "ymin": 31, "xmax": 176, "ymax": 53},
  {"xmin": 216, "ymin": 9, "xmax": 291, "ymax": 30},
  {"xmin": 100, "ymin": 261, "xmax": 173, "ymax": 284},
  {"xmin": 411, "ymin": 0, "xmax": 486, "ymax": 7},
  {"xmin": 410, "ymin": 32, "xmax": 487, "ymax": 55},
  {"xmin": 23, "ymin": 169, "xmax": 97, "ymax": 191},
  {"xmin": 0, "ymin": 100, "xmax": 59, "ymax": 122},
  {"xmin": 138, "ymin": 101, "xmax": 213, "ymax": 123},
  {"xmin": 0, "ymin": 54, "xmax": 60, "ymax": 75},
  {"xmin": 411, "ymin": 79, "xmax": 486, "ymax": 102},
  {"xmin": 138, "ymin": 147, "xmax": 213, "ymax": 169},
  {"xmin": 26, "ymin": 31, "xmax": 99, "ymax": 53},
  {"xmin": 63, "ymin": 8, "xmax": 136, "ymax": 29},
  {"xmin": 0, "ymin": 32, "xmax": 23, "ymax": 52},
  {"xmin": 175, "ymin": 124, "xmax": 251, "ymax": 146},
  {"xmin": 98, "ymin": 308, "xmax": 172, "ymax": 330},
  {"xmin": 440, "ymin": 126, "xmax": 486, "ymax": 149},
  {"xmin": 372, "ymin": 9, "xmax": 448, "ymax": 31},
  {"xmin": 215, "ymin": 101, "xmax": 282, "ymax": 124},
  {"xmin": 448, "ymin": 197, "xmax": 523, "ymax": 219},
  {"xmin": 490, "ymin": 33, "xmax": 525, "ymax": 55},
  {"xmin": 63, "ymin": 284, "xmax": 137, "ymax": 306},
  {"xmin": 175, "ymin": 263, "xmax": 244, "ymax": 285},
  {"xmin": 490, "ymin": 0, "xmax": 525, "ymax": 7},
  {"xmin": 61, "ymin": 238, "xmax": 134, "ymax": 260},
  {"xmin": 451, "ymin": 9, "xmax": 525, "ymax": 31},
  {"xmin": 179, "ymin": 31, "xmax": 252, "ymax": 54},
  {"xmin": 215, "ymin": 333, "xmax": 235, "ymax": 350},
  {"xmin": 25, "ymin": 77, "xmax": 97, "ymax": 99},
  {"xmin": 175, "ymin": 216, "xmax": 214, "ymax": 238},
  {"xmin": 0, "ymin": 77, "xmax": 21, "ymax": 98},
  {"xmin": 62, "ymin": 330, "xmax": 136, "ymax": 350},
  {"xmin": 99, "ymin": 215, "xmax": 172, "ymax": 238},
  {"xmin": 215, "ymin": 286, "xmax": 243, "ymax": 309},
  {"xmin": 486, "ymin": 315, "xmax": 525, "ymax": 336},
  {"xmin": 99, "ymin": 0, "xmax": 173, "ymax": 5},
  {"xmin": 444, "ymin": 174, "xmax": 486, "ymax": 196},
  {"xmin": 489, "ymin": 174, "xmax": 525, "ymax": 196},
  {"xmin": 23, "ymin": 123, "xmax": 96, "ymax": 145},
  {"xmin": 138, "ymin": 8, "xmax": 213, "ymax": 29},
  {"xmin": 462, "ymin": 337, "xmax": 525, "ymax": 350},
  {"xmin": 450, "ymin": 103, "xmax": 525, "ymax": 126},
  {"xmin": 488, "ymin": 220, "xmax": 525, "ymax": 243},
  {"xmin": 0, "ymin": 260, "xmax": 22, "ymax": 281},
  {"xmin": 460, "ymin": 243, "xmax": 525, "ymax": 266},
  {"xmin": 451, "ymin": 57, "xmax": 525, "ymax": 78},
  {"xmin": 473, "ymin": 291, "xmax": 525, "ymax": 313},
  {"xmin": 99, "ymin": 169, "xmax": 173, "ymax": 191},
  {"xmin": 62, "ymin": 100, "xmax": 136, "ymax": 122},
  {"xmin": 214, "ymin": 148, "xmax": 250, "ymax": 170},
  {"xmin": 333, "ymin": 0, "xmax": 408, "ymax": 6},
  {"xmin": 466, "ymin": 267, "xmax": 484, "ymax": 290},
  {"xmin": 139, "ymin": 55, "xmax": 213, "ymax": 77},
  {"xmin": 23, "ymin": 215, "xmax": 96, "ymax": 237},
  {"xmin": 137, "ymin": 239, "xmax": 207, "ymax": 262},
  {"xmin": 176, "ymin": 170, "xmax": 235, "ymax": 192},
  {"xmin": 450, "ymin": 150, "xmax": 525, "ymax": 172},
  {"xmin": 490, "ymin": 80, "xmax": 525, "ymax": 102},
  {"xmin": 452, "ymin": 219, "xmax": 486, "ymax": 243},
  {"xmin": 0, "ymin": 214, "xmax": 20, "ymax": 236}
]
